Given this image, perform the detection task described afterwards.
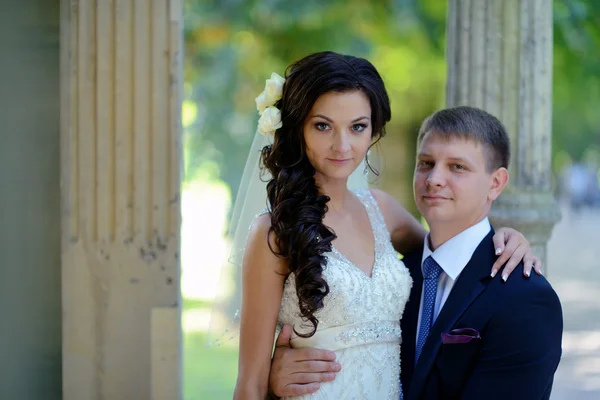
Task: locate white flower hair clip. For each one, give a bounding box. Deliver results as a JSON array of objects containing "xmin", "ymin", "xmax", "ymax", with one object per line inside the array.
[{"xmin": 256, "ymin": 72, "xmax": 285, "ymax": 136}]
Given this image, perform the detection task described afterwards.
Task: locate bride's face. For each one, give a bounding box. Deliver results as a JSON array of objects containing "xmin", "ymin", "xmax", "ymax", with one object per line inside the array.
[{"xmin": 303, "ymin": 90, "xmax": 373, "ymax": 183}]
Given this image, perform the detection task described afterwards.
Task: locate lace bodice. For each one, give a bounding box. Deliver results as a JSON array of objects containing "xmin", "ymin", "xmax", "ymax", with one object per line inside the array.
[{"xmin": 277, "ymin": 188, "xmax": 413, "ymax": 399}]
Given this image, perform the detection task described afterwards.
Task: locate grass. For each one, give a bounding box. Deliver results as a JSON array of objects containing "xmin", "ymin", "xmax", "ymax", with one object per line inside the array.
[
  {"xmin": 183, "ymin": 298, "xmax": 214, "ymax": 310},
  {"xmin": 184, "ymin": 317, "xmax": 239, "ymax": 399}
]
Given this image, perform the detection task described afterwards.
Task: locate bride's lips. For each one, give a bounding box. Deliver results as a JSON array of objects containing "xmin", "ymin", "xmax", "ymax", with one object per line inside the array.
[
  {"xmin": 423, "ymin": 194, "xmax": 449, "ymax": 202},
  {"xmin": 327, "ymin": 158, "xmax": 352, "ymax": 165}
]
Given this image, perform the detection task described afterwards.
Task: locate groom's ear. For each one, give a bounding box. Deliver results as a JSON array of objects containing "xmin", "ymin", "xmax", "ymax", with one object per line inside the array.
[{"xmin": 488, "ymin": 167, "xmax": 509, "ymax": 201}]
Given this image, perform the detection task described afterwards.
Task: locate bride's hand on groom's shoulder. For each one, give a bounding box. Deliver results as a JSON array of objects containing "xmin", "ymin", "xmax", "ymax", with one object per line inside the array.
[
  {"xmin": 269, "ymin": 324, "xmax": 341, "ymax": 398},
  {"xmin": 491, "ymin": 227, "xmax": 543, "ymax": 281}
]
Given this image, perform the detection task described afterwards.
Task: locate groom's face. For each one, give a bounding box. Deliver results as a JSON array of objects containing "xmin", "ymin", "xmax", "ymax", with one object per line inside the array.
[{"xmin": 413, "ymin": 133, "xmax": 507, "ymax": 229}]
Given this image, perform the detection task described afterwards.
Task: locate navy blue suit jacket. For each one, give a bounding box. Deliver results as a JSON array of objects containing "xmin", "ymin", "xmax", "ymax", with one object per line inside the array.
[{"xmin": 400, "ymin": 230, "xmax": 563, "ymax": 400}]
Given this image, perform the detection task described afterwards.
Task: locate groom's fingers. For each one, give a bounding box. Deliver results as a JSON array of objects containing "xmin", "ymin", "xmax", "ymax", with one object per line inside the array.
[
  {"xmin": 291, "ymin": 372, "xmax": 337, "ymax": 384},
  {"xmin": 275, "ymin": 324, "xmax": 294, "ymax": 348},
  {"xmin": 270, "ymin": 356, "xmax": 337, "ymax": 397},
  {"xmin": 294, "ymin": 348, "xmax": 337, "ymax": 362},
  {"xmin": 294, "ymin": 360, "xmax": 341, "ymax": 373},
  {"xmin": 280, "ymin": 371, "xmax": 336, "ymax": 396},
  {"xmin": 270, "ymin": 342, "xmax": 337, "ymax": 397},
  {"xmin": 282, "ymin": 383, "xmax": 321, "ymax": 397}
]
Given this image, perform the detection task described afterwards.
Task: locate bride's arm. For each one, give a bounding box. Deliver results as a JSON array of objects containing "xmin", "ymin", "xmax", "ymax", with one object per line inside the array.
[
  {"xmin": 234, "ymin": 214, "xmax": 288, "ymax": 400},
  {"xmin": 370, "ymin": 188, "xmax": 542, "ymax": 278}
]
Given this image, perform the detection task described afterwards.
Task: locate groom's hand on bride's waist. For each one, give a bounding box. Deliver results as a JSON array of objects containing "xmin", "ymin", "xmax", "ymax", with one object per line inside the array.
[{"xmin": 269, "ymin": 324, "xmax": 341, "ymax": 398}]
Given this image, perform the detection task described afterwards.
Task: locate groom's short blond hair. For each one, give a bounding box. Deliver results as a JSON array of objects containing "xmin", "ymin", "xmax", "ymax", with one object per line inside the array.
[{"xmin": 417, "ymin": 106, "xmax": 511, "ymax": 172}]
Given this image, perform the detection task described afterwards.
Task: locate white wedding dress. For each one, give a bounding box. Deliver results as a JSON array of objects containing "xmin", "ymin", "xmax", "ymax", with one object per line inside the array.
[{"xmin": 277, "ymin": 189, "xmax": 413, "ymax": 399}]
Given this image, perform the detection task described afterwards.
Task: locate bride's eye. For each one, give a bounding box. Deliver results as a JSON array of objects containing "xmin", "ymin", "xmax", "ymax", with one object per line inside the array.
[
  {"xmin": 315, "ymin": 122, "xmax": 329, "ymax": 131},
  {"xmin": 352, "ymin": 124, "xmax": 368, "ymax": 132}
]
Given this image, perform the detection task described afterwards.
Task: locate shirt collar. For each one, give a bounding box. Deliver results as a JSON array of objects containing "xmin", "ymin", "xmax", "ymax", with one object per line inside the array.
[{"xmin": 421, "ymin": 217, "xmax": 492, "ymax": 280}]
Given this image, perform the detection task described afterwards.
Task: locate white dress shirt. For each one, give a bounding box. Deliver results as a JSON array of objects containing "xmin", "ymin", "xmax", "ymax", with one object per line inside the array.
[{"xmin": 415, "ymin": 217, "xmax": 492, "ymax": 343}]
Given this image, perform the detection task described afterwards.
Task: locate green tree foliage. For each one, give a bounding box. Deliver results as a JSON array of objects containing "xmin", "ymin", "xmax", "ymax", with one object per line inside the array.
[{"xmin": 553, "ymin": 0, "xmax": 600, "ymax": 161}]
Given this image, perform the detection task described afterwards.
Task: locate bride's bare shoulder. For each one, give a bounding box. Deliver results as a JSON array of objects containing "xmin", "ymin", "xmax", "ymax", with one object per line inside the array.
[
  {"xmin": 252, "ymin": 212, "xmax": 272, "ymax": 228},
  {"xmin": 247, "ymin": 213, "xmax": 273, "ymax": 248},
  {"xmin": 245, "ymin": 213, "xmax": 288, "ymax": 275}
]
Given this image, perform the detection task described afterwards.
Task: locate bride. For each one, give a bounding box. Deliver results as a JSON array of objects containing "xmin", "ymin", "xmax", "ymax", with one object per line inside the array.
[{"xmin": 231, "ymin": 51, "xmax": 538, "ymax": 400}]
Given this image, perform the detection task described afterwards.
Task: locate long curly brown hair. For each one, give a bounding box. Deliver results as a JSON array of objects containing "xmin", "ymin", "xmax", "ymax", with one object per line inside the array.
[{"xmin": 260, "ymin": 51, "xmax": 391, "ymax": 337}]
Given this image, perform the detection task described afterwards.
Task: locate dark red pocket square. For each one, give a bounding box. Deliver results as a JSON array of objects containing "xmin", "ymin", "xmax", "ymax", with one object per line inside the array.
[{"xmin": 441, "ymin": 328, "xmax": 481, "ymax": 344}]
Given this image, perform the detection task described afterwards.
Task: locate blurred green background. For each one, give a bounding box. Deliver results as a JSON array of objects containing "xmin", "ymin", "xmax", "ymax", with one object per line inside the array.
[{"xmin": 180, "ymin": 1, "xmax": 600, "ymax": 398}]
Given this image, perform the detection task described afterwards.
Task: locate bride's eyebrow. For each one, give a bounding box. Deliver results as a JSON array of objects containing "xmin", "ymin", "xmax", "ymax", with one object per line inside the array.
[
  {"xmin": 310, "ymin": 114, "xmax": 334, "ymax": 122},
  {"xmin": 309, "ymin": 115, "xmax": 370, "ymax": 123}
]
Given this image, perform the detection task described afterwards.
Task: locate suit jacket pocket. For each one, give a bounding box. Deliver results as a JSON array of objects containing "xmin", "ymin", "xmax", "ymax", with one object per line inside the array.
[{"xmin": 435, "ymin": 338, "xmax": 483, "ymax": 399}]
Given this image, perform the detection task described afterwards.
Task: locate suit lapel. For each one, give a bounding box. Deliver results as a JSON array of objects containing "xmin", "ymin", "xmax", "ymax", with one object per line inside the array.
[
  {"xmin": 400, "ymin": 249, "xmax": 423, "ymax": 389},
  {"xmin": 407, "ymin": 231, "xmax": 496, "ymax": 400}
]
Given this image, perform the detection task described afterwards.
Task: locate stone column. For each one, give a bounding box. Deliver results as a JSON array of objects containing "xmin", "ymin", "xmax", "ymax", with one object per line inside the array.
[
  {"xmin": 445, "ymin": 0, "xmax": 560, "ymax": 265},
  {"xmin": 60, "ymin": 1, "xmax": 183, "ymax": 398}
]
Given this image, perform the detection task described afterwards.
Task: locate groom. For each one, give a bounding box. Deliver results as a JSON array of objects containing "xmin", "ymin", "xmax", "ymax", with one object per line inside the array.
[{"xmin": 268, "ymin": 106, "xmax": 563, "ymax": 399}]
